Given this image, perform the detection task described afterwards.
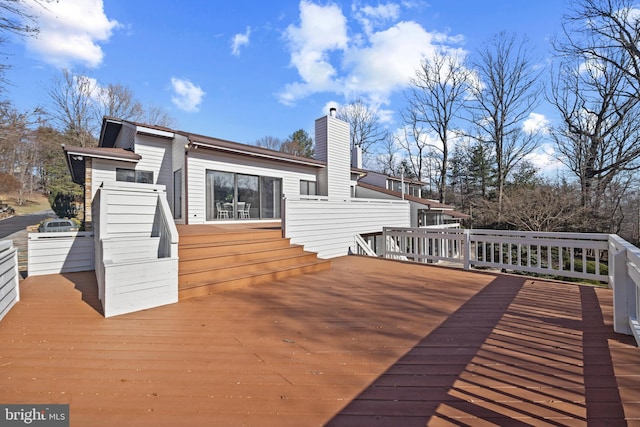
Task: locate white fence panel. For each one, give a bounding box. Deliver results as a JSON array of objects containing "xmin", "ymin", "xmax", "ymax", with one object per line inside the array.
[
  {"xmin": 0, "ymin": 240, "xmax": 19, "ymax": 322},
  {"xmin": 283, "ymin": 197, "xmax": 410, "ymax": 259},
  {"xmin": 27, "ymin": 232, "xmax": 94, "ymax": 276}
]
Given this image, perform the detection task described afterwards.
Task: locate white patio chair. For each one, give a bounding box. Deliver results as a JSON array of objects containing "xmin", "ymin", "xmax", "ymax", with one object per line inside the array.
[
  {"xmin": 240, "ymin": 202, "xmax": 251, "ymax": 219},
  {"xmin": 216, "ymin": 202, "xmax": 229, "ymax": 219}
]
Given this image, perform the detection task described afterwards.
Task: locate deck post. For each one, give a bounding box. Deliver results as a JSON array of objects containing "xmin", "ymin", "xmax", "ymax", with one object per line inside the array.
[
  {"xmin": 611, "ymin": 241, "xmax": 633, "ymax": 335},
  {"xmin": 382, "ymin": 227, "xmax": 387, "ymax": 259},
  {"xmin": 463, "ymin": 229, "xmax": 471, "ymax": 271}
]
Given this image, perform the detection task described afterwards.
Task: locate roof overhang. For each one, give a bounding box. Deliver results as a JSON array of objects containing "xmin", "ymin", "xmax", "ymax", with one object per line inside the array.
[
  {"xmin": 63, "ymin": 145, "xmax": 141, "ymax": 185},
  {"xmin": 188, "ymin": 137, "xmax": 326, "ymax": 168}
]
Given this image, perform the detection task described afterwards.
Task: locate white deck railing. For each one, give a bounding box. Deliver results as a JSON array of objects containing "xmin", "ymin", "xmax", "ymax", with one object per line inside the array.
[
  {"xmin": 0, "ymin": 240, "xmax": 19, "ymax": 322},
  {"xmin": 28, "ymin": 231, "xmax": 94, "ymax": 276},
  {"xmin": 382, "ymin": 227, "xmax": 640, "ymax": 344}
]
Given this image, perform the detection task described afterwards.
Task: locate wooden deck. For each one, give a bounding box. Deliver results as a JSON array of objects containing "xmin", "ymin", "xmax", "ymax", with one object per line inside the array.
[{"xmin": 0, "ymin": 256, "xmax": 638, "ymax": 426}]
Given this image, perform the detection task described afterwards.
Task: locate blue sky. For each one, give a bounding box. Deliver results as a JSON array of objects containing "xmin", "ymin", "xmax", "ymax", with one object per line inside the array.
[{"xmin": 6, "ymin": 0, "xmax": 568, "ymax": 171}]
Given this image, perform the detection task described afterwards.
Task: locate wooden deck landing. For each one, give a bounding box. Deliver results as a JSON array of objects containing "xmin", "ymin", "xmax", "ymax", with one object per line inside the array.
[{"xmin": 0, "ymin": 256, "xmax": 638, "ymax": 426}]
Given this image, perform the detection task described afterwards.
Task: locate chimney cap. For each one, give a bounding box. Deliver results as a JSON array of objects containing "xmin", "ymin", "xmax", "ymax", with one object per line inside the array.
[{"xmin": 329, "ymin": 107, "xmax": 337, "ymax": 117}]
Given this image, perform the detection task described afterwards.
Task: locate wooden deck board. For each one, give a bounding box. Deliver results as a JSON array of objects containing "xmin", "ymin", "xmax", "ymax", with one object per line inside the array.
[{"xmin": 0, "ymin": 256, "xmax": 638, "ymax": 426}]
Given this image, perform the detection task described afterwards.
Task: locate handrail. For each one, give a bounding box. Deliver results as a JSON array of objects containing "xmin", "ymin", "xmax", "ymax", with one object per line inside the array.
[
  {"xmin": 153, "ymin": 192, "xmax": 179, "ymax": 258},
  {"xmin": 353, "ymin": 234, "xmax": 377, "ymax": 257}
]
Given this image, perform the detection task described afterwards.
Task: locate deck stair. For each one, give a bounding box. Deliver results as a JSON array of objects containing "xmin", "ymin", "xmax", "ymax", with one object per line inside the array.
[{"xmin": 177, "ymin": 225, "xmax": 331, "ymax": 299}]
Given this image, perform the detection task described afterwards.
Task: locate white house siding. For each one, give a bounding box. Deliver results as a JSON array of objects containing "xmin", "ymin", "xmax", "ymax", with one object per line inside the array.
[
  {"xmin": 0, "ymin": 240, "xmax": 19, "ymax": 322},
  {"xmin": 101, "ymin": 185, "xmax": 160, "ymax": 236},
  {"xmin": 359, "ymin": 171, "xmax": 389, "ymax": 188},
  {"xmin": 186, "ymin": 150, "xmax": 319, "ymax": 224},
  {"xmin": 283, "ymin": 198, "xmax": 410, "ymax": 258},
  {"xmin": 135, "ymin": 135, "xmax": 172, "ymax": 189},
  {"xmin": 91, "ymin": 158, "xmax": 139, "ymax": 199}
]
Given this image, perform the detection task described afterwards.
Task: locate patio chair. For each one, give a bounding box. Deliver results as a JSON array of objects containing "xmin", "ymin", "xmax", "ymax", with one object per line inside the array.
[
  {"xmin": 240, "ymin": 202, "xmax": 251, "ymax": 219},
  {"xmin": 216, "ymin": 202, "xmax": 229, "ymax": 219}
]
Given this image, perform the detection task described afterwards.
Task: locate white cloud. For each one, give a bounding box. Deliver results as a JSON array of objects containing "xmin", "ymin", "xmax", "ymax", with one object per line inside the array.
[
  {"xmin": 280, "ymin": 1, "xmax": 348, "ymax": 104},
  {"xmin": 170, "ymin": 78, "xmax": 205, "ymax": 113},
  {"xmin": 522, "ymin": 112, "xmax": 550, "ymax": 134},
  {"xmin": 525, "ymin": 143, "xmax": 566, "ymax": 176},
  {"xmin": 231, "ymin": 27, "xmax": 251, "ymax": 56},
  {"xmin": 24, "ymin": 0, "xmax": 119, "ymax": 68},
  {"xmin": 355, "ymin": 2, "xmax": 400, "ymax": 35},
  {"xmin": 279, "ymin": 1, "xmax": 464, "ymax": 107}
]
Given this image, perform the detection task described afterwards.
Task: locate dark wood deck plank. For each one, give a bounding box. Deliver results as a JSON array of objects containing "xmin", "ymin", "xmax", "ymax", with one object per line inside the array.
[{"xmin": 0, "ymin": 256, "xmax": 638, "ymax": 426}]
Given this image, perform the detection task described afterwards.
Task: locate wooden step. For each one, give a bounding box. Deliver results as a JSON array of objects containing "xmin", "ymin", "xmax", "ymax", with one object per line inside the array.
[
  {"xmin": 178, "ymin": 259, "xmax": 331, "ymax": 299},
  {"xmin": 179, "ymin": 251, "xmax": 321, "ymax": 286},
  {"xmin": 179, "ymin": 244, "xmax": 306, "ymax": 272},
  {"xmin": 179, "ymin": 237, "xmax": 293, "ymax": 259},
  {"xmin": 176, "ymin": 224, "xmax": 331, "ymax": 300}
]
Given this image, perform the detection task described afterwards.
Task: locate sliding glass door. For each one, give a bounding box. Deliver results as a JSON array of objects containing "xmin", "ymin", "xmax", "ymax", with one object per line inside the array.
[{"xmin": 206, "ymin": 170, "xmax": 281, "ymax": 221}]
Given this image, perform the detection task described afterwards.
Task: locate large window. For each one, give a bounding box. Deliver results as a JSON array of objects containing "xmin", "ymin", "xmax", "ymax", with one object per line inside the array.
[
  {"xmin": 116, "ymin": 168, "xmax": 153, "ymax": 184},
  {"xmin": 205, "ymin": 170, "xmax": 282, "ymax": 221}
]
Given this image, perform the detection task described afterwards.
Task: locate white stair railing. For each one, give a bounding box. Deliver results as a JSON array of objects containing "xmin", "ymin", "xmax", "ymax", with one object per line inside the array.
[{"xmin": 353, "ymin": 234, "xmax": 377, "ymax": 257}]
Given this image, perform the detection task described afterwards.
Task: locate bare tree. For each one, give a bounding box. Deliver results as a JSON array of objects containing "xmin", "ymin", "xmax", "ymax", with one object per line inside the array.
[
  {"xmin": 48, "ymin": 69, "xmax": 177, "ymax": 146},
  {"xmin": 374, "ymin": 133, "xmax": 400, "ymax": 176},
  {"xmin": 469, "ymin": 32, "xmax": 542, "ymax": 220},
  {"xmin": 396, "ymin": 105, "xmax": 428, "ymax": 182},
  {"xmin": 142, "ymin": 104, "xmax": 176, "ymax": 128},
  {"xmin": 501, "ymin": 181, "xmax": 584, "ymax": 232},
  {"xmin": 94, "ymin": 83, "xmax": 144, "ymax": 124},
  {"xmin": 557, "ymin": 0, "xmax": 640, "ymax": 92},
  {"xmin": 48, "ymin": 69, "xmax": 97, "ymax": 147},
  {"xmin": 550, "ymin": 37, "xmax": 640, "ymax": 230},
  {"xmin": 255, "ymin": 135, "xmax": 283, "ymax": 151},
  {"xmin": 0, "ymin": 106, "xmax": 45, "ymax": 204},
  {"xmin": 336, "ymin": 99, "xmax": 387, "ymax": 162},
  {"xmin": 0, "ymin": 0, "xmax": 55, "ymax": 93},
  {"xmin": 405, "ymin": 50, "xmax": 469, "ymax": 203}
]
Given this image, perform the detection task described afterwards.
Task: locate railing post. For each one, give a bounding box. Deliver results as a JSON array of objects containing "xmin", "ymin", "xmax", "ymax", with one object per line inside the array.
[
  {"xmin": 382, "ymin": 227, "xmax": 388, "ymax": 259},
  {"xmin": 611, "ymin": 239, "xmax": 633, "ymax": 335},
  {"xmin": 463, "ymin": 229, "xmax": 471, "ymax": 270}
]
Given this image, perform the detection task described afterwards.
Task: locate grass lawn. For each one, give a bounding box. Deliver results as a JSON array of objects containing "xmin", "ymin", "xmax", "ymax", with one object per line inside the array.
[{"xmin": 0, "ymin": 193, "xmax": 51, "ymax": 216}]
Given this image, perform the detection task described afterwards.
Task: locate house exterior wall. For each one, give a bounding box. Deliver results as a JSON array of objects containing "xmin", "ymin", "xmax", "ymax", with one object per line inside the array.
[
  {"xmin": 186, "ymin": 149, "xmax": 319, "ymax": 224},
  {"xmin": 134, "ymin": 135, "xmax": 173, "ymax": 190},
  {"xmin": 90, "ymin": 158, "xmax": 141, "ymax": 199},
  {"xmin": 359, "ymin": 171, "xmax": 388, "ymax": 188}
]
